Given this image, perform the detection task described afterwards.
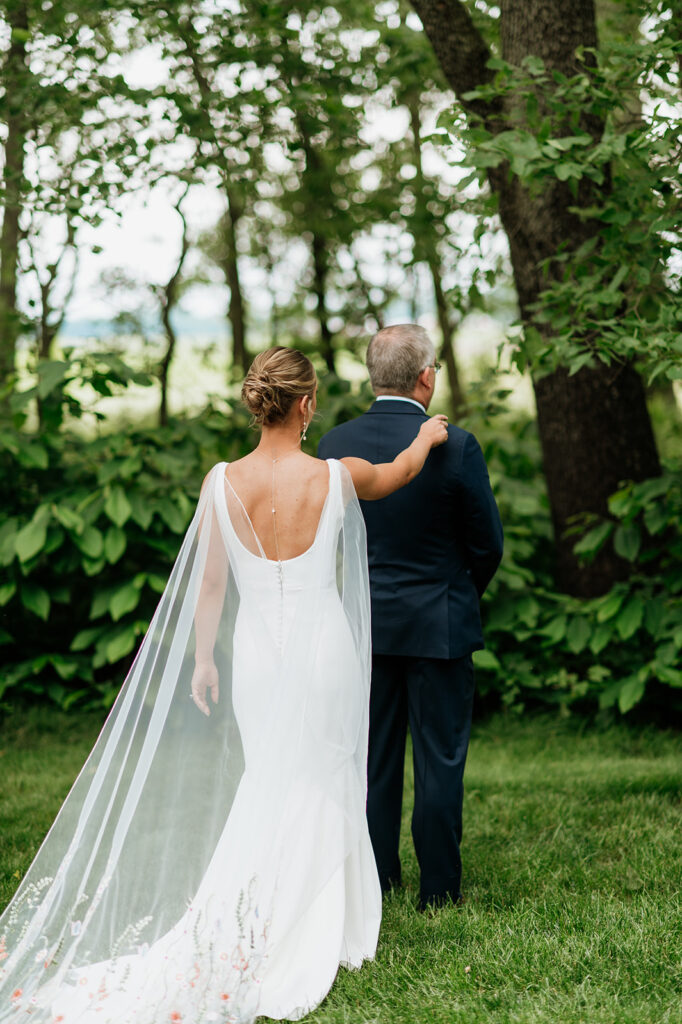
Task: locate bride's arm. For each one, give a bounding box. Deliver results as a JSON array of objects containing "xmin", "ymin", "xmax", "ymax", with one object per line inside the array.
[
  {"xmin": 341, "ymin": 415, "xmax": 449, "ymax": 500},
  {"xmin": 191, "ymin": 471, "xmax": 228, "ymax": 716}
]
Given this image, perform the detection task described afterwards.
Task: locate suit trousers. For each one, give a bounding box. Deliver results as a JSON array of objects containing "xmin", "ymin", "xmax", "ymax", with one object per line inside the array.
[{"xmin": 366, "ymin": 653, "xmax": 475, "ymax": 907}]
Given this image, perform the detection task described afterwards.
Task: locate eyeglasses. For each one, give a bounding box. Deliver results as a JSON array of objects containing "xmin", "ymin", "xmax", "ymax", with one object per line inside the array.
[{"xmin": 426, "ymin": 361, "xmax": 442, "ymax": 374}]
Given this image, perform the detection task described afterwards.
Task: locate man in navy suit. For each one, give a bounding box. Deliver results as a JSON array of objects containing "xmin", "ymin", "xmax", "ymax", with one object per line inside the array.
[{"xmin": 319, "ymin": 324, "xmax": 503, "ymax": 910}]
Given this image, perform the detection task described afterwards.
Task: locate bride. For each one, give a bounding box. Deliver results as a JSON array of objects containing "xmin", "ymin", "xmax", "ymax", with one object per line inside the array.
[{"xmin": 0, "ymin": 347, "xmax": 447, "ymax": 1024}]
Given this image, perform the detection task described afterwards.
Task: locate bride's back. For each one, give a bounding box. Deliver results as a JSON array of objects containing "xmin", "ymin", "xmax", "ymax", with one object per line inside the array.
[{"xmin": 225, "ymin": 453, "xmax": 331, "ymax": 562}]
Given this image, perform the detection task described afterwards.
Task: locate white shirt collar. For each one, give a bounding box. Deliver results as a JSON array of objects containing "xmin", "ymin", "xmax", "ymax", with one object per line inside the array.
[{"xmin": 374, "ymin": 395, "xmax": 426, "ymax": 413}]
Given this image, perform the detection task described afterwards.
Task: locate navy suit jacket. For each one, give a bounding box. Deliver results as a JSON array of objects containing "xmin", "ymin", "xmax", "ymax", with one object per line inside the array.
[{"xmin": 318, "ymin": 399, "xmax": 503, "ymax": 660}]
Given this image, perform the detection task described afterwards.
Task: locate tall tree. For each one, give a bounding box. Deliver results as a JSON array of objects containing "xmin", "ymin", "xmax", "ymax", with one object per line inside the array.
[
  {"xmin": 139, "ymin": 1, "xmax": 266, "ymax": 374},
  {"xmin": 0, "ymin": 0, "xmax": 152, "ymax": 411},
  {"xmin": 0, "ymin": 0, "xmax": 29, "ymax": 400},
  {"xmin": 411, "ymin": 0, "xmax": 663, "ymax": 596},
  {"xmin": 261, "ymin": 2, "xmax": 387, "ymax": 373},
  {"xmin": 156, "ymin": 187, "xmax": 191, "ymax": 426},
  {"xmin": 373, "ymin": 9, "xmax": 471, "ymax": 415}
]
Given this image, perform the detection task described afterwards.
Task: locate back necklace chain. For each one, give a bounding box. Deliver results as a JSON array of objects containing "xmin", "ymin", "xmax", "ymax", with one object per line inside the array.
[{"xmin": 254, "ymin": 443, "xmax": 302, "ymax": 566}]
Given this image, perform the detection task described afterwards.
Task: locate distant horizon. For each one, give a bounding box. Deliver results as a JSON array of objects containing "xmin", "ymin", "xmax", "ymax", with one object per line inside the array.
[{"xmin": 55, "ymin": 298, "xmax": 436, "ymax": 341}]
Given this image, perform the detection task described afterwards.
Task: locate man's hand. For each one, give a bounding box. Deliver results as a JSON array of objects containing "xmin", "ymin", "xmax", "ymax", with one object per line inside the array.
[
  {"xmin": 190, "ymin": 661, "xmax": 219, "ymax": 717},
  {"xmin": 419, "ymin": 414, "xmax": 449, "ymax": 448}
]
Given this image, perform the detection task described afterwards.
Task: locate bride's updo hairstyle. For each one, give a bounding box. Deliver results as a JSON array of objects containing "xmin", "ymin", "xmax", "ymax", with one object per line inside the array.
[{"xmin": 242, "ymin": 346, "xmax": 316, "ymax": 426}]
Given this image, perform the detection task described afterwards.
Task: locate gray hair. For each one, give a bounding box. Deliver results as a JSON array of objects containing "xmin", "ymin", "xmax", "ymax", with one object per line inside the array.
[{"xmin": 366, "ymin": 324, "xmax": 436, "ymax": 396}]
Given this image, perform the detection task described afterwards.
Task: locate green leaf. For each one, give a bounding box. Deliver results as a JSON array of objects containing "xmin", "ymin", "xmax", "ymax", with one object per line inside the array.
[
  {"xmin": 90, "ymin": 588, "xmax": 113, "ymax": 620},
  {"xmin": 53, "ymin": 504, "xmax": 84, "ymax": 531},
  {"xmin": 105, "ymin": 626, "xmax": 137, "ymax": 663},
  {"xmin": 616, "ymin": 597, "xmax": 644, "ymax": 640},
  {"xmin": 21, "ymin": 583, "xmax": 50, "ymax": 621},
  {"xmin": 71, "ymin": 626, "xmax": 104, "ymax": 651},
  {"xmin": 15, "ymin": 507, "xmax": 50, "ymax": 562},
  {"xmin": 0, "ymin": 582, "xmax": 16, "ymax": 605},
  {"xmin": 156, "ymin": 498, "xmax": 185, "ymax": 533},
  {"xmin": 104, "ymin": 526, "xmax": 127, "ymax": 563},
  {"xmin": 75, "ymin": 526, "xmax": 104, "ymax": 559},
  {"xmin": 566, "ymin": 617, "xmax": 591, "ymax": 654},
  {"xmin": 598, "ymin": 678, "xmax": 622, "ymax": 710},
  {"xmin": 644, "ymin": 598, "xmax": 666, "ymax": 639},
  {"xmin": 618, "ymin": 674, "xmax": 646, "ymax": 714},
  {"xmin": 128, "ymin": 491, "xmax": 153, "ymax": 530},
  {"xmin": 47, "ymin": 683, "xmax": 67, "ymax": 706},
  {"xmin": 51, "ymin": 657, "xmax": 80, "ymax": 680},
  {"xmin": 568, "ymin": 351, "xmax": 595, "ymax": 376},
  {"xmin": 37, "ymin": 360, "xmax": 69, "ymax": 398},
  {"xmin": 643, "ymin": 504, "xmax": 668, "ymax": 535},
  {"xmin": 545, "ymin": 134, "xmax": 592, "ymax": 151},
  {"xmin": 15, "ymin": 442, "xmax": 48, "ymax": 469},
  {"xmin": 613, "ymin": 523, "xmax": 641, "ymax": 562},
  {"xmin": 587, "ymin": 664, "xmax": 611, "ymax": 683},
  {"xmin": 109, "ymin": 582, "xmax": 141, "ymax": 621},
  {"xmin": 516, "ymin": 595, "xmax": 540, "ymax": 627},
  {"xmin": 0, "ymin": 519, "xmax": 18, "ymax": 565},
  {"xmin": 83, "ymin": 557, "xmax": 106, "ymax": 577},
  {"xmin": 540, "ymin": 615, "xmax": 567, "ymax": 643},
  {"xmin": 655, "ymin": 664, "xmax": 682, "ymax": 687},
  {"xmin": 655, "ymin": 641, "xmax": 676, "ymax": 666},
  {"xmin": 555, "ymin": 162, "xmax": 583, "ymax": 181},
  {"xmin": 589, "ymin": 621, "xmax": 613, "ymax": 655},
  {"xmin": 105, "ymin": 486, "xmax": 132, "ymax": 527},
  {"xmin": 596, "ymin": 591, "xmax": 624, "ymax": 622},
  {"xmin": 62, "ymin": 689, "xmax": 90, "ymax": 711},
  {"xmin": 148, "ymin": 574, "xmax": 167, "ymax": 594},
  {"xmin": 473, "ymin": 649, "xmax": 501, "ymax": 671},
  {"xmin": 608, "ymin": 488, "xmax": 633, "ymax": 517},
  {"xmin": 573, "ymin": 521, "xmax": 613, "ymax": 558}
]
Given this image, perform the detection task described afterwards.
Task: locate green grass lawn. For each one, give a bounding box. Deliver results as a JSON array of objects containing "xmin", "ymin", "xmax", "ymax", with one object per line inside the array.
[{"xmin": 1, "ymin": 711, "xmax": 680, "ymax": 1023}]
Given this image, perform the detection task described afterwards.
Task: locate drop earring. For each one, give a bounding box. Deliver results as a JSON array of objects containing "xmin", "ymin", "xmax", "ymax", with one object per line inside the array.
[{"xmin": 302, "ymin": 419, "xmax": 308, "ymax": 442}]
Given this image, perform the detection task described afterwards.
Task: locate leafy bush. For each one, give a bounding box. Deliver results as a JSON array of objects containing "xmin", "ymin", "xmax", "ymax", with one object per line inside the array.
[
  {"xmin": 469, "ymin": 386, "xmax": 682, "ymax": 720},
  {"xmin": 0, "ymin": 356, "xmax": 370, "ymax": 710},
  {"xmin": 1, "ymin": 356, "xmax": 680, "ymax": 720}
]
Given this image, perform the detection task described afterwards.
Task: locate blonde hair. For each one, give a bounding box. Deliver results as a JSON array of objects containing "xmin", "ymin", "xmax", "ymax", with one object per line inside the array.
[{"xmin": 241, "ymin": 347, "xmax": 316, "ymax": 426}]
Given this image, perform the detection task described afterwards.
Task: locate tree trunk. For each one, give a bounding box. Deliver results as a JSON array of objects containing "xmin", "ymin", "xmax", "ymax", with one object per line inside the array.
[
  {"xmin": 295, "ymin": 115, "xmax": 336, "ymax": 374},
  {"xmin": 411, "ymin": 0, "xmax": 661, "ymax": 596},
  {"xmin": 158, "ymin": 193, "xmax": 190, "ymax": 426},
  {"xmin": 311, "ymin": 231, "xmax": 335, "ymax": 373},
  {"xmin": 158, "ymin": 300, "xmax": 177, "ymax": 427},
  {"xmin": 223, "ymin": 189, "xmax": 248, "ymax": 374},
  {"xmin": 0, "ymin": 0, "xmax": 29, "ymax": 402},
  {"xmin": 430, "ymin": 260, "xmax": 464, "ymax": 418},
  {"xmin": 171, "ymin": 12, "xmax": 249, "ymax": 375}
]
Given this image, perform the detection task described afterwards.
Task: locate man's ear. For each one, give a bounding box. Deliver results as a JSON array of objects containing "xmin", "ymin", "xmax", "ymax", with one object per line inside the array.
[{"xmin": 417, "ymin": 368, "xmax": 431, "ymax": 389}]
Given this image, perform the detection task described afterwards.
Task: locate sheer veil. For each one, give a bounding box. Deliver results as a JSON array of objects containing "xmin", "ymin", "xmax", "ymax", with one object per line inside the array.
[{"xmin": 0, "ymin": 459, "xmax": 374, "ymax": 1023}]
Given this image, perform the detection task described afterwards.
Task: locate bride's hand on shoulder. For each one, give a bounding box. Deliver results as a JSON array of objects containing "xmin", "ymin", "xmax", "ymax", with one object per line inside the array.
[
  {"xmin": 419, "ymin": 414, "xmax": 449, "ymax": 448},
  {"xmin": 190, "ymin": 661, "xmax": 219, "ymax": 717},
  {"xmin": 341, "ymin": 413, "xmax": 449, "ymax": 501}
]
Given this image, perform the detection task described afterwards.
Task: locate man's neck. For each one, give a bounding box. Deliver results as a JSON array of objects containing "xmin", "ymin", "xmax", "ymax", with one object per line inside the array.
[{"xmin": 375, "ymin": 395, "xmax": 426, "ymax": 413}]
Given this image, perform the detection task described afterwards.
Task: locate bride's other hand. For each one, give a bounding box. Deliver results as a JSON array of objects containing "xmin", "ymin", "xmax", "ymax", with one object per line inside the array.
[
  {"xmin": 190, "ymin": 661, "xmax": 219, "ymax": 716},
  {"xmin": 419, "ymin": 414, "xmax": 449, "ymax": 448}
]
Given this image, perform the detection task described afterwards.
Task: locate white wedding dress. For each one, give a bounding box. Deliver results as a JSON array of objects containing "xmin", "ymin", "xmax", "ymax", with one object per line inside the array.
[{"xmin": 0, "ymin": 459, "xmax": 381, "ymax": 1023}]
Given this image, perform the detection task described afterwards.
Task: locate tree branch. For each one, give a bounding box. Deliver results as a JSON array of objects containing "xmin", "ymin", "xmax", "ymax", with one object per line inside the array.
[{"xmin": 409, "ymin": 0, "xmax": 499, "ymax": 126}]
